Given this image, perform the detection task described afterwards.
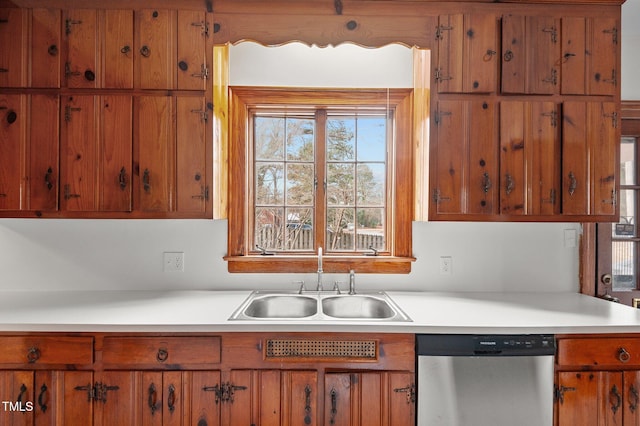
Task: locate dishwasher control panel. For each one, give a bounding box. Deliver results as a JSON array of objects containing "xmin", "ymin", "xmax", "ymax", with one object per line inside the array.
[{"xmin": 417, "ymin": 334, "xmax": 556, "ymax": 356}]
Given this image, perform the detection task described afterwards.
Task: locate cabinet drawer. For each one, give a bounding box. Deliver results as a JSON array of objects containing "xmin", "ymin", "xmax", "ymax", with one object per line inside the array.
[
  {"xmin": 557, "ymin": 338, "xmax": 640, "ymax": 367},
  {"xmin": 0, "ymin": 336, "xmax": 94, "ymax": 365},
  {"xmin": 102, "ymin": 337, "xmax": 221, "ymax": 367}
]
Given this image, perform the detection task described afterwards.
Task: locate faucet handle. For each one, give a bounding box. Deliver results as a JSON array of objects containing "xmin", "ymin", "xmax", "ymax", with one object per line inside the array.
[
  {"xmin": 294, "ymin": 280, "xmax": 306, "ymax": 294},
  {"xmin": 332, "ymin": 281, "xmax": 342, "ymax": 294}
]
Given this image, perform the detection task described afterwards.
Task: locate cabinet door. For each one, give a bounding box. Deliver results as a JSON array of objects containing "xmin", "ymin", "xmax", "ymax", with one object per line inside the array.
[
  {"xmin": 557, "ymin": 371, "xmax": 622, "ymax": 426},
  {"xmin": 29, "ymin": 94, "xmax": 59, "ymax": 211},
  {"xmin": 176, "ymin": 96, "xmax": 208, "ymax": 213},
  {"xmin": 177, "ymin": 10, "xmax": 208, "ymax": 90},
  {"xmin": 100, "ymin": 95, "xmax": 132, "ymax": 212},
  {"xmin": 44, "ymin": 371, "xmax": 94, "ymax": 426},
  {"xmin": 561, "ymin": 17, "xmax": 619, "ymax": 96},
  {"xmin": 92, "ymin": 371, "xmax": 136, "ymax": 426},
  {"xmin": 226, "ymin": 369, "xmax": 282, "ymax": 426},
  {"xmin": 191, "ymin": 371, "xmax": 221, "ymax": 426},
  {"xmin": 590, "ymin": 17, "xmax": 619, "ymax": 96},
  {"xmin": 0, "ymin": 94, "xmax": 26, "ymax": 210},
  {"xmin": 30, "ymin": 9, "xmax": 61, "ymax": 88},
  {"xmin": 432, "ymin": 99, "xmax": 498, "ymax": 216},
  {"xmin": 436, "ymin": 14, "xmax": 497, "ymax": 94},
  {"xmin": 60, "ymin": 95, "xmax": 98, "ymax": 211},
  {"xmin": 136, "ymin": 9, "xmax": 175, "ymax": 89},
  {"xmin": 500, "ymin": 101, "xmax": 559, "ymax": 215},
  {"xmin": 282, "ymin": 370, "xmax": 318, "ymax": 426},
  {"xmin": 324, "ymin": 372, "xmax": 414, "ymax": 426},
  {"xmin": 501, "ymin": 15, "xmax": 559, "ymax": 94},
  {"xmin": 624, "ymin": 371, "xmax": 640, "ymax": 426},
  {"xmin": 64, "ymin": 10, "xmax": 98, "ymax": 89},
  {"xmin": 0, "ymin": 370, "xmax": 34, "ymax": 425},
  {"xmin": 0, "ymin": 8, "xmax": 27, "ymax": 88},
  {"xmin": 562, "ymin": 101, "xmax": 618, "ymax": 216},
  {"xmin": 104, "ymin": 10, "xmax": 133, "ymax": 89},
  {"xmin": 135, "ymin": 95, "xmax": 173, "ymax": 212}
]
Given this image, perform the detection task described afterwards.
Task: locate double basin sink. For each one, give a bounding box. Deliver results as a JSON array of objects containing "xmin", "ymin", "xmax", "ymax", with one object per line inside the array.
[{"xmin": 229, "ymin": 291, "xmax": 411, "ymax": 322}]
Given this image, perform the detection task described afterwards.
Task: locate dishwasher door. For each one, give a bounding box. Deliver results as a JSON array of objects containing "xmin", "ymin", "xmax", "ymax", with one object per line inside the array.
[{"xmin": 417, "ymin": 335, "xmax": 555, "ymax": 426}]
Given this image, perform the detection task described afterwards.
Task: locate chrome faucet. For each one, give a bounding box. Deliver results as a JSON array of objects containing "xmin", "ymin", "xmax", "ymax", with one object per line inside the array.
[
  {"xmin": 348, "ymin": 269, "xmax": 356, "ymax": 295},
  {"xmin": 316, "ymin": 247, "xmax": 323, "ymax": 291}
]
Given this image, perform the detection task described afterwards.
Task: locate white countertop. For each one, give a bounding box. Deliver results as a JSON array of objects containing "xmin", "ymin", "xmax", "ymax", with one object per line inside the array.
[{"xmin": 0, "ymin": 290, "xmax": 638, "ymax": 334}]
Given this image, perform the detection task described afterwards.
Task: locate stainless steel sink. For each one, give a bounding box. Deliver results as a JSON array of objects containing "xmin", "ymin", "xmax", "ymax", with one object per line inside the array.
[
  {"xmin": 321, "ymin": 295, "xmax": 395, "ymax": 319},
  {"xmin": 243, "ymin": 294, "xmax": 318, "ymax": 318},
  {"xmin": 229, "ymin": 291, "xmax": 411, "ymax": 322}
]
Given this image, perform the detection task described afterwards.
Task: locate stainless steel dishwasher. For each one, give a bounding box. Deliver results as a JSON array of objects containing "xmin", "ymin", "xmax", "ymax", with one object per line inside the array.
[{"xmin": 416, "ymin": 334, "xmax": 556, "ymax": 426}]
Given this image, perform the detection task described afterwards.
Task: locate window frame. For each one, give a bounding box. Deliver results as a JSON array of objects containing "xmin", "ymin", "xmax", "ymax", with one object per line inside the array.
[
  {"xmin": 225, "ymin": 87, "xmax": 415, "ymax": 273},
  {"xmin": 595, "ymin": 104, "xmax": 640, "ymax": 306}
]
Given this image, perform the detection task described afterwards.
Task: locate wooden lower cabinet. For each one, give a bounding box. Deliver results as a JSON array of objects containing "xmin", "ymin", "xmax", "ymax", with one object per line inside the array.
[
  {"xmin": 556, "ymin": 371, "xmax": 640, "ymax": 426},
  {"xmin": 0, "ymin": 370, "xmax": 93, "ymax": 426},
  {"xmin": 0, "ymin": 333, "xmax": 414, "ymax": 426},
  {"xmin": 324, "ymin": 372, "xmax": 415, "ymax": 426},
  {"xmin": 556, "ymin": 336, "xmax": 640, "ymax": 426}
]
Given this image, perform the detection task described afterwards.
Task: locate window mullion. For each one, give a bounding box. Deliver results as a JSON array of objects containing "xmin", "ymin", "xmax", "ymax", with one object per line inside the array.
[{"xmin": 315, "ymin": 109, "xmax": 327, "ymax": 252}]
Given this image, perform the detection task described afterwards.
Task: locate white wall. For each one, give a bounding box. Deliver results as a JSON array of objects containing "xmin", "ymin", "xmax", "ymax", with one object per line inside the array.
[{"xmin": 9, "ymin": 29, "xmax": 629, "ymax": 293}]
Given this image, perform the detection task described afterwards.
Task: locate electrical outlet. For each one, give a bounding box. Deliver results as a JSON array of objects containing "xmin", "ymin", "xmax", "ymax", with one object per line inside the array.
[
  {"xmin": 163, "ymin": 252, "xmax": 184, "ymax": 272},
  {"xmin": 439, "ymin": 256, "xmax": 452, "ymax": 275}
]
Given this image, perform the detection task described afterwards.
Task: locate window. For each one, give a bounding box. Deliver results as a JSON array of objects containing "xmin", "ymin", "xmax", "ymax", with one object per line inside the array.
[
  {"xmin": 226, "ymin": 88, "xmax": 414, "ymax": 273},
  {"xmin": 596, "ymin": 104, "xmax": 640, "ymax": 306},
  {"xmin": 253, "ymin": 109, "xmax": 389, "ymax": 253}
]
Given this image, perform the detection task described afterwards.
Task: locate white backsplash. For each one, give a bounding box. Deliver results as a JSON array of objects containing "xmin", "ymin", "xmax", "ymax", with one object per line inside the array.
[{"xmin": 0, "ymin": 219, "xmax": 579, "ymax": 292}]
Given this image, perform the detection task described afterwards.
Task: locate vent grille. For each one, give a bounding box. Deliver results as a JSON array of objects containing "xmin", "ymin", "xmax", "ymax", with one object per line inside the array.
[{"xmin": 265, "ymin": 339, "xmax": 377, "ymax": 360}]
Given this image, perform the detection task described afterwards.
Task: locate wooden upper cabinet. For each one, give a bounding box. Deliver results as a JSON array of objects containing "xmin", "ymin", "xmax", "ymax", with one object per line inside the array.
[
  {"xmin": 100, "ymin": 95, "xmax": 132, "ymax": 211},
  {"xmin": 561, "ymin": 17, "xmax": 619, "ymax": 96},
  {"xmin": 0, "ymin": 8, "xmax": 27, "ymax": 88},
  {"xmin": 501, "ymin": 15, "xmax": 560, "ymax": 95},
  {"xmin": 0, "ymin": 94, "xmax": 26, "ymax": 210},
  {"xmin": 435, "ymin": 13, "xmax": 498, "ymax": 94},
  {"xmin": 500, "ymin": 101, "xmax": 560, "ymax": 216},
  {"xmin": 135, "ymin": 9, "xmax": 176, "ymax": 90},
  {"xmin": 176, "ymin": 96, "xmax": 209, "ymax": 213},
  {"xmin": 60, "ymin": 95, "xmax": 98, "ymax": 210},
  {"xmin": 64, "ymin": 9, "xmax": 99, "ymax": 89},
  {"xmin": 103, "ymin": 10, "xmax": 133, "ymax": 89},
  {"xmin": 431, "ymin": 99, "xmax": 498, "ymax": 217},
  {"xmin": 29, "ymin": 94, "xmax": 59, "ymax": 211},
  {"xmin": 60, "ymin": 94, "xmax": 133, "ymax": 212},
  {"xmin": 31, "ymin": 9, "xmax": 61, "ymax": 88},
  {"xmin": 562, "ymin": 101, "xmax": 618, "ymax": 217},
  {"xmin": 135, "ymin": 95, "xmax": 173, "ymax": 212},
  {"xmin": 177, "ymin": 10, "xmax": 209, "ymax": 90}
]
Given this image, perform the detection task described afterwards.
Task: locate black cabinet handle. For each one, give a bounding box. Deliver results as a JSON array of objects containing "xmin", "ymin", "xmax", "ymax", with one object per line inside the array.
[{"xmin": 38, "ymin": 384, "xmax": 48, "ymax": 413}]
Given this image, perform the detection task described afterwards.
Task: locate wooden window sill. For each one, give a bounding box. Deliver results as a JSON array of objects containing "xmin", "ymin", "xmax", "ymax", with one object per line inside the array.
[{"xmin": 224, "ymin": 255, "xmax": 415, "ymax": 274}]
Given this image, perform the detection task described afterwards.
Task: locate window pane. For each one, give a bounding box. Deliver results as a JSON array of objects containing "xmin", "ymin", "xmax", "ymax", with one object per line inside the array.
[
  {"xmin": 286, "ymin": 118, "xmax": 314, "ymax": 161},
  {"xmin": 356, "ymin": 116, "xmax": 386, "ymax": 162},
  {"xmin": 255, "ymin": 117, "xmax": 284, "ymax": 161},
  {"xmin": 286, "ymin": 207, "xmax": 313, "ymax": 250},
  {"xmin": 356, "ymin": 208, "xmax": 385, "ymax": 251},
  {"xmin": 621, "ymin": 137, "xmax": 636, "ymax": 186},
  {"xmin": 612, "ymin": 240, "xmax": 637, "ymax": 291},
  {"xmin": 327, "ymin": 118, "xmax": 355, "ymax": 161},
  {"xmin": 614, "ymin": 190, "xmax": 636, "ymax": 238},
  {"xmin": 255, "ymin": 207, "xmax": 283, "ymax": 250},
  {"xmin": 286, "ymin": 163, "xmax": 314, "ymax": 205},
  {"xmin": 357, "ymin": 163, "xmax": 385, "ymax": 206},
  {"xmin": 255, "ymin": 163, "xmax": 284, "ymax": 205},
  {"xmin": 327, "ymin": 207, "xmax": 355, "ymax": 251},
  {"xmin": 327, "ymin": 163, "xmax": 355, "ymax": 206}
]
